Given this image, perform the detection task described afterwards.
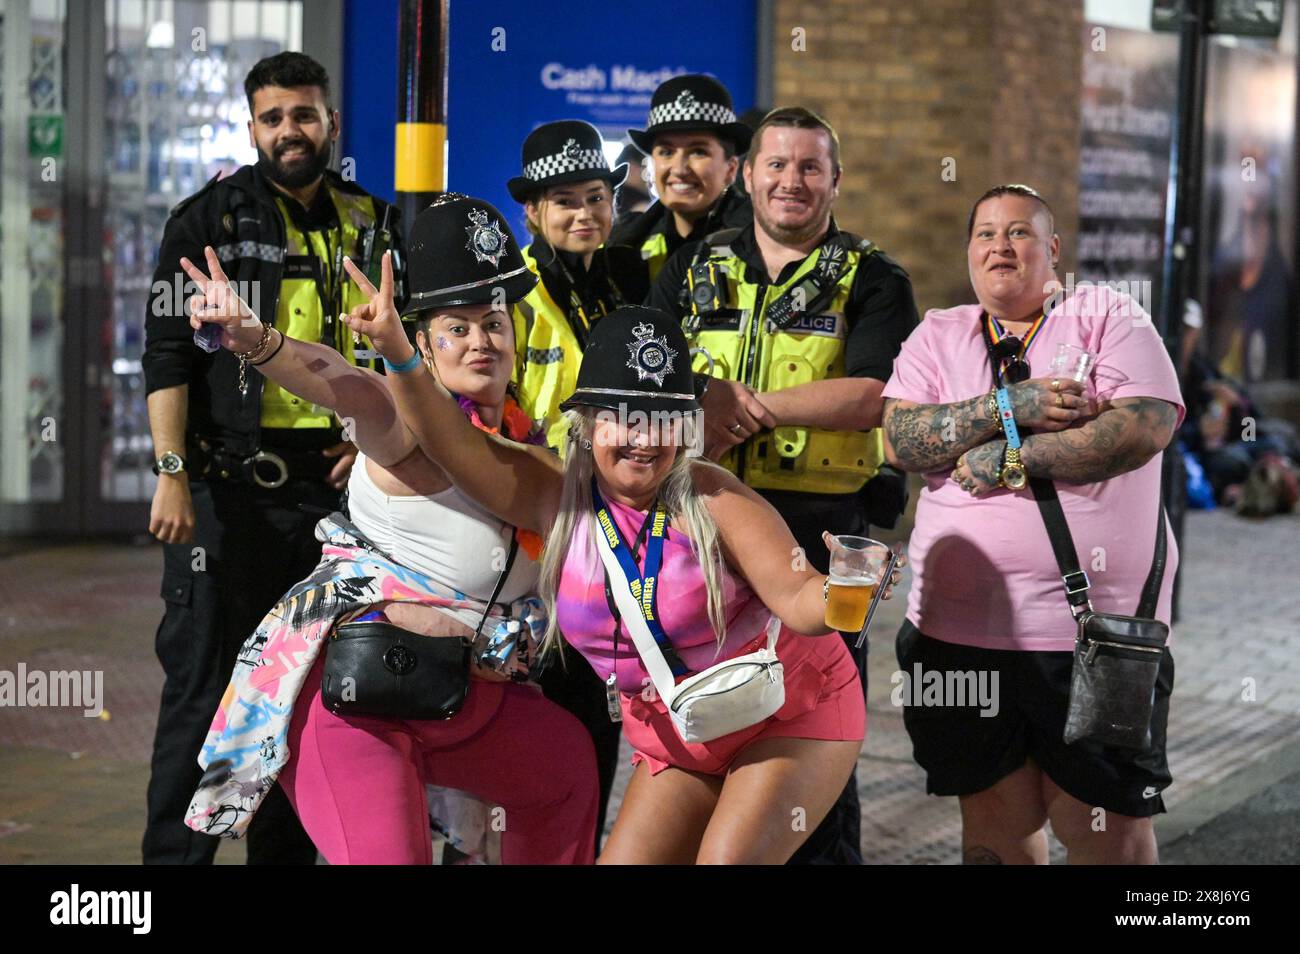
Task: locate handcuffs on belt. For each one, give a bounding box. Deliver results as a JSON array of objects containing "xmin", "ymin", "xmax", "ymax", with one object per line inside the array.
[{"xmin": 193, "ymin": 439, "xmax": 293, "ymax": 489}]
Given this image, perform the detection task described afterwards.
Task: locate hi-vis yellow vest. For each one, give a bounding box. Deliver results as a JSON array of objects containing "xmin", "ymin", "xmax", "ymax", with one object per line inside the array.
[
  {"xmin": 261, "ymin": 187, "xmax": 378, "ymax": 428},
  {"xmin": 639, "ymin": 231, "xmax": 672, "ymax": 285},
  {"xmin": 687, "ymin": 232, "xmax": 885, "ymax": 495},
  {"xmin": 511, "ymin": 247, "xmax": 613, "ymax": 450}
]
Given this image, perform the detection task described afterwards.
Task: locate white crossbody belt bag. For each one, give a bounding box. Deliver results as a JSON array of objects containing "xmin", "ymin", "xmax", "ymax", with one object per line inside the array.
[{"xmin": 594, "ymin": 525, "xmax": 785, "ymax": 743}]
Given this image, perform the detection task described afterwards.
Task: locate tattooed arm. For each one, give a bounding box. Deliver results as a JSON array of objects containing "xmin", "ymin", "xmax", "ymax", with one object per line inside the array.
[
  {"xmin": 1020, "ymin": 397, "xmax": 1179, "ymax": 483},
  {"xmin": 883, "ymin": 394, "xmax": 1000, "ymax": 474},
  {"xmin": 883, "ymin": 376, "xmax": 1088, "ymax": 474}
]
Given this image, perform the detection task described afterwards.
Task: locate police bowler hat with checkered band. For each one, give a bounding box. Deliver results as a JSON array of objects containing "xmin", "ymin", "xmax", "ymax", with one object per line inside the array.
[
  {"xmin": 400, "ymin": 193, "xmax": 538, "ymax": 318},
  {"xmin": 507, "ymin": 120, "xmax": 627, "ymax": 204},
  {"xmin": 628, "ymin": 74, "xmax": 752, "ymax": 156},
  {"xmin": 560, "ymin": 306, "xmax": 703, "ymax": 417}
]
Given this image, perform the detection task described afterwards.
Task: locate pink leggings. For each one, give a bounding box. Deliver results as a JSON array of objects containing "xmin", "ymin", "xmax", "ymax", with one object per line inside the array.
[{"xmin": 279, "ymin": 657, "xmax": 598, "ymax": 864}]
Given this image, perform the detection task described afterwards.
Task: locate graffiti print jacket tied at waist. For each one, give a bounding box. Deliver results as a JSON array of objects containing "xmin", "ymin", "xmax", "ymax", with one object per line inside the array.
[{"xmin": 184, "ymin": 512, "xmax": 546, "ymax": 840}]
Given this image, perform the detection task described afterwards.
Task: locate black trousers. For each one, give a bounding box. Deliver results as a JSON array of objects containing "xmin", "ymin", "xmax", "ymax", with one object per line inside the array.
[
  {"xmin": 142, "ymin": 476, "xmax": 339, "ymax": 864},
  {"xmin": 769, "ymin": 499, "xmax": 869, "ymax": 866}
]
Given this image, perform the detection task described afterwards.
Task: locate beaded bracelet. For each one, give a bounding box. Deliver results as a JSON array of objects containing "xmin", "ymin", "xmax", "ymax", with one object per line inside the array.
[{"xmin": 384, "ymin": 350, "xmax": 424, "ymax": 374}]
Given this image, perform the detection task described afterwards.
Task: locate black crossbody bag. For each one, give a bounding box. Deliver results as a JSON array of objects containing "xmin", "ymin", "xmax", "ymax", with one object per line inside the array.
[
  {"xmin": 321, "ymin": 536, "xmax": 519, "ymax": 720},
  {"xmin": 1031, "ymin": 477, "xmax": 1169, "ymax": 749}
]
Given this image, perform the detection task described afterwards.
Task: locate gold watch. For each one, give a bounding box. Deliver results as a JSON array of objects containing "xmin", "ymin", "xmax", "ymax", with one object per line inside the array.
[{"xmin": 999, "ymin": 445, "xmax": 1028, "ymax": 490}]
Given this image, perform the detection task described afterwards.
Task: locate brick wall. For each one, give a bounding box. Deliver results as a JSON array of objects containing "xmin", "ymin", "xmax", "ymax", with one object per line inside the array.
[{"xmin": 772, "ymin": 0, "xmax": 1083, "ymax": 315}]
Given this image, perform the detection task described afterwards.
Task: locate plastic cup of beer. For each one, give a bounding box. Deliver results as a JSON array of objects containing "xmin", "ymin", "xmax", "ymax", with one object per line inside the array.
[
  {"xmin": 825, "ymin": 536, "xmax": 891, "ymax": 632},
  {"xmin": 1048, "ymin": 343, "xmax": 1096, "ymax": 382}
]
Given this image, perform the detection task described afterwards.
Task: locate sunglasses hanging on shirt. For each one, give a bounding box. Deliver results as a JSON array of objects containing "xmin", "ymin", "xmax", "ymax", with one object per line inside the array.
[{"xmin": 985, "ymin": 311, "xmax": 1049, "ymax": 385}]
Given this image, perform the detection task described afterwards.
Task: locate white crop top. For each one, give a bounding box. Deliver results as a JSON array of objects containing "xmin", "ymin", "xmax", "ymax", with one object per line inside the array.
[{"xmin": 346, "ymin": 454, "xmax": 540, "ymax": 630}]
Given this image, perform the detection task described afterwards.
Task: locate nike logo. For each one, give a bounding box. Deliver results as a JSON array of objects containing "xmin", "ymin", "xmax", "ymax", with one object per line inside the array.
[{"xmin": 1142, "ymin": 786, "xmax": 1160, "ymax": 799}]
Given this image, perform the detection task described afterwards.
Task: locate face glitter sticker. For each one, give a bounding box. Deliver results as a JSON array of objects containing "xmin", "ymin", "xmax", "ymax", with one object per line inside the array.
[
  {"xmin": 435, "ymin": 335, "xmax": 451, "ymax": 351},
  {"xmin": 465, "ymin": 208, "xmax": 510, "ymax": 267},
  {"xmin": 625, "ymin": 322, "xmax": 677, "ymax": 387}
]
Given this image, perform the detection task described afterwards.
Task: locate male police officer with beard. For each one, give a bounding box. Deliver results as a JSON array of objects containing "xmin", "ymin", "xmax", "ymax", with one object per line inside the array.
[
  {"xmin": 650, "ymin": 107, "xmax": 916, "ymax": 864},
  {"xmin": 142, "ymin": 52, "xmax": 405, "ymax": 864}
]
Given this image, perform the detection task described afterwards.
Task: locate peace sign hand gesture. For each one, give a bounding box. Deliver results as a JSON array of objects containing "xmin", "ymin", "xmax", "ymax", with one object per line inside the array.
[
  {"xmin": 340, "ymin": 251, "xmax": 414, "ymax": 365},
  {"xmin": 181, "ymin": 246, "xmax": 262, "ymax": 352}
]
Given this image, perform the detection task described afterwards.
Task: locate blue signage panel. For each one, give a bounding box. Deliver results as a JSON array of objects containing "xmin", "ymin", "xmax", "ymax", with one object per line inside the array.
[{"xmin": 446, "ymin": 0, "xmax": 756, "ymax": 227}]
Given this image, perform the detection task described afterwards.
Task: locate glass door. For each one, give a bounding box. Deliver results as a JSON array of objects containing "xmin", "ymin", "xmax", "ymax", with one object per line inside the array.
[
  {"xmin": 0, "ymin": 0, "xmax": 68, "ymax": 534},
  {"xmin": 98, "ymin": 0, "xmax": 304, "ymax": 512},
  {"xmin": 0, "ymin": 0, "xmax": 330, "ymax": 537}
]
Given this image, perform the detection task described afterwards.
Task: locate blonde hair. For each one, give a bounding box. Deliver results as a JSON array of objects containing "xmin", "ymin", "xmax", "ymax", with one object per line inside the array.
[{"xmin": 538, "ymin": 408, "xmax": 730, "ymax": 661}]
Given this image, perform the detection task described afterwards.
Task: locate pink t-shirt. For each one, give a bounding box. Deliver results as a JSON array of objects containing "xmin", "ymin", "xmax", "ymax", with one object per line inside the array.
[
  {"xmin": 555, "ymin": 497, "xmax": 771, "ymax": 693},
  {"xmin": 881, "ymin": 286, "xmax": 1185, "ymax": 652}
]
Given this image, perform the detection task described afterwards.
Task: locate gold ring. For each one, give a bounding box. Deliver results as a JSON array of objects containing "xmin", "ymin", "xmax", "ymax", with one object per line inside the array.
[
  {"xmin": 1051, "ymin": 378, "xmax": 1060, "ymax": 392},
  {"xmin": 1055, "ymin": 392, "xmax": 1064, "ymax": 408}
]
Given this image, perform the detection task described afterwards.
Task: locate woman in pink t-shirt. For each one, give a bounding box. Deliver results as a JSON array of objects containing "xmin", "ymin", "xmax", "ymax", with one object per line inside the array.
[{"xmin": 881, "ymin": 185, "xmax": 1184, "ymax": 865}]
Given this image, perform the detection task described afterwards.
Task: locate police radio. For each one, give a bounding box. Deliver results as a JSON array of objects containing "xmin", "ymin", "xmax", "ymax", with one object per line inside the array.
[{"xmin": 361, "ymin": 205, "xmax": 394, "ymax": 290}]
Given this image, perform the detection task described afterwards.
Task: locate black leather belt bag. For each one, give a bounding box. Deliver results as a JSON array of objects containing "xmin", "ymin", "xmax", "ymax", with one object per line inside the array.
[{"xmin": 321, "ymin": 620, "xmax": 471, "ymax": 720}]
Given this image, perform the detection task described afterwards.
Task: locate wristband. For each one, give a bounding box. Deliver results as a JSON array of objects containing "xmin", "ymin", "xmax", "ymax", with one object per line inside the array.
[
  {"xmin": 384, "ymin": 350, "xmax": 424, "ymax": 374},
  {"xmin": 994, "ymin": 387, "xmax": 1022, "ymax": 449}
]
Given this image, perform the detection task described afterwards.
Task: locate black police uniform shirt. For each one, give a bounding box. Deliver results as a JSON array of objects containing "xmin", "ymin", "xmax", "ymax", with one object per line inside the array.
[
  {"xmin": 647, "ymin": 217, "xmax": 915, "ymax": 522},
  {"xmin": 647, "ymin": 220, "xmax": 919, "ymax": 511}
]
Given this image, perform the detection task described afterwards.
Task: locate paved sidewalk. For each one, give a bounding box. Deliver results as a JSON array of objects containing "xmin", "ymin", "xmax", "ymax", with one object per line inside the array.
[{"xmin": 1, "ymin": 508, "xmax": 1297, "ymax": 863}]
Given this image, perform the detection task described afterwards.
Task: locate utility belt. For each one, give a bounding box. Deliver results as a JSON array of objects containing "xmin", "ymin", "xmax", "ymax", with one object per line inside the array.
[{"xmin": 189, "ymin": 428, "xmax": 340, "ymax": 489}]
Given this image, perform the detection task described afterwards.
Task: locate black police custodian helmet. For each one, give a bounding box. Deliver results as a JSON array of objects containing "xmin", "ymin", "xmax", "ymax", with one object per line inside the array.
[
  {"xmin": 561, "ymin": 306, "xmax": 702, "ymax": 416},
  {"xmin": 400, "ymin": 193, "xmax": 537, "ymax": 318},
  {"xmin": 627, "ymin": 74, "xmax": 752, "ymax": 156},
  {"xmin": 507, "ymin": 120, "xmax": 627, "ymax": 204}
]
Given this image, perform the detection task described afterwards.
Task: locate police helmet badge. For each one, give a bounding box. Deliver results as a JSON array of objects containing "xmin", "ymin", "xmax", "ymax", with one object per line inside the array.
[
  {"xmin": 563, "ymin": 138, "xmax": 582, "ymax": 159},
  {"xmin": 464, "ymin": 208, "xmax": 510, "ymax": 267},
  {"xmin": 626, "ymin": 321, "xmax": 678, "ymax": 387},
  {"xmin": 676, "ymin": 89, "xmax": 697, "ymax": 113}
]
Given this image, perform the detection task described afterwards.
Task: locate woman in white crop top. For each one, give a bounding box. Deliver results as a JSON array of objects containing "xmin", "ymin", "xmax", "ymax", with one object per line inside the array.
[{"xmin": 181, "ymin": 197, "xmax": 599, "ymax": 865}]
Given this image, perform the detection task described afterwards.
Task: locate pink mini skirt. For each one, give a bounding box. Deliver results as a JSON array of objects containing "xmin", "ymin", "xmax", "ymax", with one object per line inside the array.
[{"xmin": 620, "ymin": 624, "xmax": 866, "ymax": 777}]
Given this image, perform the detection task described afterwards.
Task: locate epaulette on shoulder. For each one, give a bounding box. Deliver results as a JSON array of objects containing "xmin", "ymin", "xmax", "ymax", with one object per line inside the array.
[
  {"xmin": 704, "ymin": 226, "xmax": 744, "ymax": 253},
  {"xmin": 168, "ymin": 173, "xmax": 223, "ymax": 219},
  {"xmin": 837, "ymin": 231, "xmax": 878, "ymax": 256}
]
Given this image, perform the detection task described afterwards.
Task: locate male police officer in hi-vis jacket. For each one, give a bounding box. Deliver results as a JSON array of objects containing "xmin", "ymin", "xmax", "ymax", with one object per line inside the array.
[
  {"xmin": 649, "ymin": 107, "xmax": 917, "ymax": 865},
  {"xmin": 141, "ymin": 52, "xmax": 404, "ymax": 864}
]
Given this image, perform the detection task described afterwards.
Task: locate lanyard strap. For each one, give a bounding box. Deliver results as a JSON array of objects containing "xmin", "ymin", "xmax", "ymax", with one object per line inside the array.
[
  {"xmin": 981, "ymin": 315, "xmax": 1026, "ymax": 448},
  {"xmin": 592, "ymin": 481, "xmax": 688, "ymax": 677},
  {"xmin": 986, "ymin": 310, "xmax": 1048, "ymax": 358}
]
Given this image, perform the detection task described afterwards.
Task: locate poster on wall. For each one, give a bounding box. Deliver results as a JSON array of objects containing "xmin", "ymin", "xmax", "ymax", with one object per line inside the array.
[
  {"xmin": 1077, "ymin": 24, "xmax": 1180, "ymax": 322},
  {"xmin": 1200, "ymin": 23, "xmax": 1298, "ymax": 384},
  {"xmin": 446, "ymin": 0, "xmax": 756, "ymax": 227}
]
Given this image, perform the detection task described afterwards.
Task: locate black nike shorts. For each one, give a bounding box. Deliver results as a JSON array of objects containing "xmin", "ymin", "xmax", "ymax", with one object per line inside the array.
[{"xmin": 894, "ymin": 620, "xmax": 1174, "ymax": 818}]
